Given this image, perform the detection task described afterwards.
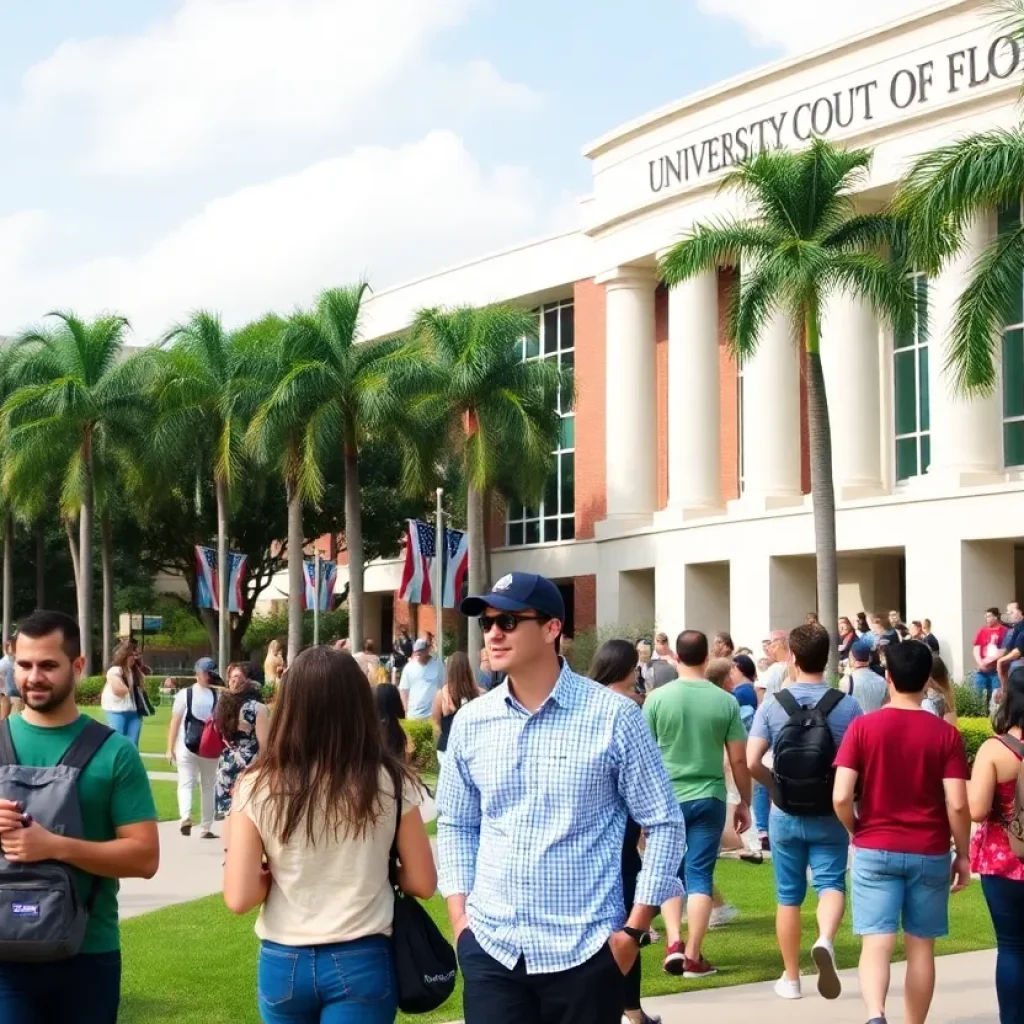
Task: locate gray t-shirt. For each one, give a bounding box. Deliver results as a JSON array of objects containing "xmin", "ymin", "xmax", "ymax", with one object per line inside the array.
[
  {"xmin": 646, "ymin": 659, "xmax": 679, "ymax": 691},
  {"xmin": 843, "ymin": 668, "xmax": 887, "ymax": 714},
  {"xmin": 399, "ymin": 656, "xmax": 444, "ymax": 719}
]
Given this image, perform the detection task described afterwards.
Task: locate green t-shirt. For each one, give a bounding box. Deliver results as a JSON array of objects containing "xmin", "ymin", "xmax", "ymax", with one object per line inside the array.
[
  {"xmin": 643, "ymin": 680, "xmax": 747, "ymax": 804},
  {"xmin": 8, "ymin": 714, "xmax": 157, "ymax": 953}
]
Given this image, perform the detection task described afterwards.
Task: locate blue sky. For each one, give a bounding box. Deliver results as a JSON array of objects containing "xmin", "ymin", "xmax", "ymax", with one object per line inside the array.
[{"xmin": 0, "ymin": 0, "xmax": 926, "ymax": 340}]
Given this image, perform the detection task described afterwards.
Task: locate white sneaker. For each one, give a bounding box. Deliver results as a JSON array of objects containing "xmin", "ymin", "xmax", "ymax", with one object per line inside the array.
[
  {"xmin": 811, "ymin": 937, "xmax": 841, "ymax": 1000},
  {"xmin": 709, "ymin": 903, "xmax": 739, "ymax": 928},
  {"xmin": 774, "ymin": 973, "xmax": 802, "ymax": 1000}
]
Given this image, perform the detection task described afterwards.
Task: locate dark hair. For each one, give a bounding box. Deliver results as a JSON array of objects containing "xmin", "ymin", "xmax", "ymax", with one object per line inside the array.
[
  {"xmin": 911, "ymin": 620, "xmax": 923, "ymax": 629},
  {"xmin": 214, "ymin": 663, "xmax": 261, "ymax": 738},
  {"xmin": 110, "ymin": 640, "xmax": 143, "ymax": 687},
  {"xmin": 17, "ymin": 610, "xmax": 81, "ymax": 659},
  {"xmin": 444, "ymin": 651, "xmax": 480, "ymax": 708},
  {"xmin": 714, "ymin": 631, "xmax": 734, "ymax": 653},
  {"xmin": 375, "ymin": 682, "xmax": 407, "ymax": 760},
  {"xmin": 995, "ymin": 665, "xmax": 1024, "ymax": 734},
  {"xmin": 884, "ymin": 640, "xmax": 934, "ymax": 692},
  {"xmin": 589, "ymin": 639, "xmax": 639, "ymax": 687},
  {"xmin": 242, "ymin": 647, "xmax": 408, "ymax": 846},
  {"xmin": 788, "ymin": 623, "xmax": 829, "ymax": 674},
  {"xmin": 676, "ymin": 630, "xmax": 709, "ymax": 667},
  {"xmin": 363, "ymin": 638, "xmax": 376, "ymax": 654},
  {"xmin": 988, "ymin": 606, "xmax": 1002, "ymax": 618},
  {"xmin": 733, "ymin": 654, "xmax": 757, "ymax": 682},
  {"xmin": 856, "ymin": 612, "xmax": 868, "ymax": 629}
]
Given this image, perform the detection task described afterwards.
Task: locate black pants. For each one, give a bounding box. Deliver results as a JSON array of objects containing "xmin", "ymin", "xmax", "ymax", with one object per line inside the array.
[
  {"xmin": 459, "ymin": 930, "xmax": 624, "ymax": 1024},
  {"xmin": 982, "ymin": 875, "xmax": 1024, "ymax": 1024},
  {"xmin": 0, "ymin": 950, "xmax": 120, "ymax": 1023}
]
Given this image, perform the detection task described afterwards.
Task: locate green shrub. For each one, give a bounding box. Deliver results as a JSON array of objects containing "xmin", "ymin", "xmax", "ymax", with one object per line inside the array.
[
  {"xmin": 566, "ymin": 623, "xmax": 656, "ymax": 675},
  {"xmin": 243, "ymin": 608, "xmax": 350, "ymax": 654},
  {"xmin": 959, "ymin": 716, "xmax": 994, "ymax": 766},
  {"xmin": 75, "ymin": 675, "xmax": 163, "ymax": 707},
  {"xmin": 954, "ymin": 681, "xmax": 990, "ymax": 719},
  {"xmin": 402, "ymin": 719, "xmax": 437, "ymax": 774}
]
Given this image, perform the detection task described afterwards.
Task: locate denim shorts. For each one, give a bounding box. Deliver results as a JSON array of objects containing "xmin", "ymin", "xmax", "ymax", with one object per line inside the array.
[
  {"xmin": 769, "ymin": 808, "xmax": 849, "ymax": 906},
  {"xmin": 678, "ymin": 797, "xmax": 727, "ymax": 897},
  {"xmin": 852, "ymin": 848, "xmax": 951, "ymax": 939}
]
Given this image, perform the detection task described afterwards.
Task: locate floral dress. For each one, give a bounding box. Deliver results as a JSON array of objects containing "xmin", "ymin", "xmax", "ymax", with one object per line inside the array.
[{"xmin": 215, "ymin": 699, "xmax": 263, "ymax": 819}]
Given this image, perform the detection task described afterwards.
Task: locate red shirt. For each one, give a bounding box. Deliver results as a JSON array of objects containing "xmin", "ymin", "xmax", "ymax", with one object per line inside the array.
[
  {"xmin": 834, "ymin": 708, "xmax": 969, "ymax": 856},
  {"xmin": 974, "ymin": 625, "xmax": 1008, "ymax": 655}
]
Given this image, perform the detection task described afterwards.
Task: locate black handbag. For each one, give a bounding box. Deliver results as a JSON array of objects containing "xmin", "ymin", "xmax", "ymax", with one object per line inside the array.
[{"xmin": 388, "ymin": 770, "xmax": 457, "ymax": 1014}]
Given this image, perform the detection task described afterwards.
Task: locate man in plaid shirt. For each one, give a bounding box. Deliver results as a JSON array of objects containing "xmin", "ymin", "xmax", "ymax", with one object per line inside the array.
[{"xmin": 437, "ymin": 572, "xmax": 685, "ymax": 1024}]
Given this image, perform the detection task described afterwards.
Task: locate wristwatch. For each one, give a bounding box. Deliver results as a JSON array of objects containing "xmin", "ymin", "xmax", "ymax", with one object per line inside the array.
[{"xmin": 621, "ymin": 926, "xmax": 651, "ymax": 948}]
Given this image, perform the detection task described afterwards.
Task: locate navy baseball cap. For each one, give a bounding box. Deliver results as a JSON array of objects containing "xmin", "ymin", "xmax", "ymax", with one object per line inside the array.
[
  {"xmin": 461, "ymin": 572, "xmax": 565, "ymax": 622},
  {"xmin": 850, "ymin": 638, "xmax": 874, "ymax": 662},
  {"xmin": 194, "ymin": 657, "xmax": 218, "ymax": 675}
]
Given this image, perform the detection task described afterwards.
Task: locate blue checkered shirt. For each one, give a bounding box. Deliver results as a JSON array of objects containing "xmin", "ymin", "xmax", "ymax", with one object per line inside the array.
[{"xmin": 436, "ymin": 660, "xmax": 685, "ymax": 975}]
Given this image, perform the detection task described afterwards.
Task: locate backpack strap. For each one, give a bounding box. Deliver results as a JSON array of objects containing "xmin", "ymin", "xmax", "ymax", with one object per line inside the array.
[
  {"xmin": 186, "ymin": 686, "xmax": 193, "ymax": 720},
  {"xmin": 815, "ymin": 688, "xmax": 846, "ymax": 719},
  {"xmin": 0, "ymin": 719, "xmax": 17, "ymax": 766},
  {"xmin": 58, "ymin": 719, "xmax": 114, "ymax": 772},
  {"xmin": 774, "ymin": 689, "xmax": 801, "ymax": 717},
  {"xmin": 998, "ymin": 734, "xmax": 1024, "ymax": 760}
]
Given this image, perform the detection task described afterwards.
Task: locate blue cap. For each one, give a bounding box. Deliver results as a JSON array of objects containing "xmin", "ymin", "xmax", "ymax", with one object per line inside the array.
[
  {"xmin": 461, "ymin": 572, "xmax": 565, "ymax": 622},
  {"xmin": 194, "ymin": 656, "xmax": 217, "ymax": 675},
  {"xmin": 850, "ymin": 638, "xmax": 874, "ymax": 662}
]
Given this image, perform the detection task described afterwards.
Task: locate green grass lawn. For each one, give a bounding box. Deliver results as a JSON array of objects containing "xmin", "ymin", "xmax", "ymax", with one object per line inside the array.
[
  {"xmin": 118, "ymin": 859, "xmax": 995, "ymax": 1024},
  {"xmin": 150, "ymin": 779, "xmax": 201, "ymax": 823}
]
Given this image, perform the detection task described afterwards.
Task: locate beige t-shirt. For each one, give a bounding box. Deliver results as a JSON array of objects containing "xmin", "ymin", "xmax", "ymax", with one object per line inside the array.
[{"xmin": 235, "ymin": 768, "xmax": 422, "ymax": 946}]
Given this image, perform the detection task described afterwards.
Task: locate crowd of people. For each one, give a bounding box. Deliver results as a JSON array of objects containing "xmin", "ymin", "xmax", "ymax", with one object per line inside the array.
[{"xmin": 1, "ymin": 583, "xmax": 1023, "ymax": 1023}]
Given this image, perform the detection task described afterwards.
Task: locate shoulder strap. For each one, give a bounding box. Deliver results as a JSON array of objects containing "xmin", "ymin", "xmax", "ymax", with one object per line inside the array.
[
  {"xmin": 0, "ymin": 720, "xmax": 17, "ymax": 766},
  {"xmin": 998, "ymin": 734, "xmax": 1024, "ymax": 761},
  {"xmin": 774, "ymin": 689, "xmax": 800, "ymax": 717},
  {"xmin": 387, "ymin": 765, "xmax": 402, "ymax": 890},
  {"xmin": 816, "ymin": 688, "xmax": 845, "ymax": 719},
  {"xmin": 59, "ymin": 719, "xmax": 114, "ymax": 772},
  {"xmin": 186, "ymin": 687, "xmax": 193, "ymax": 718}
]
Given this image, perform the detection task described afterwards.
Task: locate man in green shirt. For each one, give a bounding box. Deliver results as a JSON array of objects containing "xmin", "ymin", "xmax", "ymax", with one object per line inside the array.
[
  {"xmin": 0, "ymin": 610, "xmax": 158, "ymax": 1023},
  {"xmin": 644, "ymin": 630, "xmax": 752, "ymax": 980}
]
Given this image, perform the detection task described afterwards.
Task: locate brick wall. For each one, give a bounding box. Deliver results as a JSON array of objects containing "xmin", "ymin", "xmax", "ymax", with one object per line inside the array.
[
  {"xmin": 574, "ymin": 575, "xmax": 597, "ymax": 632},
  {"xmin": 573, "ymin": 279, "xmax": 607, "ymax": 539},
  {"xmin": 655, "ymin": 284, "xmax": 669, "ymax": 510}
]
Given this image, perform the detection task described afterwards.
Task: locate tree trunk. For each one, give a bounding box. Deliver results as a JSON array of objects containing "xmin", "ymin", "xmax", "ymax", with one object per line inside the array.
[
  {"xmin": 65, "ymin": 519, "xmax": 81, "ymax": 607},
  {"xmin": 466, "ymin": 483, "xmax": 487, "ymax": 667},
  {"xmin": 481, "ymin": 490, "xmax": 494, "ymax": 592},
  {"xmin": 2, "ymin": 514, "xmax": 13, "ymax": 644},
  {"xmin": 35, "ymin": 523, "xmax": 45, "ymax": 609},
  {"xmin": 344, "ymin": 434, "xmax": 364, "ymax": 650},
  {"xmin": 80, "ymin": 439, "xmax": 94, "ymax": 675},
  {"xmin": 215, "ymin": 476, "xmax": 230, "ymax": 672},
  {"xmin": 805, "ymin": 311, "xmax": 839, "ymax": 680},
  {"xmin": 101, "ymin": 512, "xmax": 113, "ymax": 668},
  {"xmin": 286, "ymin": 479, "xmax": 304, "ymax": 664}
]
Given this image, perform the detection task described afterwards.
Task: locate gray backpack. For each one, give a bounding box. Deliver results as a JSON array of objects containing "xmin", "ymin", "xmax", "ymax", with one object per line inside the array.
[{"xmin": 0, "ymin": 718, "xmax": 112, "ymax": 962}]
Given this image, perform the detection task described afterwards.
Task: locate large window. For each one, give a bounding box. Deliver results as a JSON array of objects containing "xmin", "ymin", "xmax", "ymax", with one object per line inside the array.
[
  {"xmin": 505, "ymin": 300, "xmax": 575, "ymax": 546},
  {"xmin": 894, "ymin": 270, "xmax": 931, "ymax": 482},
  {"xmin": 999, "ymin": 202, "xmax": 1024, "ymax": 467}
]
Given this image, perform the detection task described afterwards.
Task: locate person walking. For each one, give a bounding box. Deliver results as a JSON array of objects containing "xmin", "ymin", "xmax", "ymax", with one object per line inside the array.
[
  {"xmin": 747, "ymin": 623, "xmax": 862, "ymax": 1002},
  {"xmin": 0, "ymin": 639, "xmax": 19, "ymax": 719},
  {"xmin": 398, "ymin": 639, "xmax": 444, "ymax": 720},
  {"xmin": 353, "ymin": 639, "xmax": 381, "ymax": 683},
  {"xmin": 431, "ymin": 651, "xmax": 481, "ymax": 770},
  {"xmin": 841, "ymin": 638, "xmax": 888, "ymax": 714},
  {"xmin": 969, "ymin": 664, "xmax": 1024, "ymax": 1024},
  {"xmin": 224, "ymin": 645, "xmax": 437, "ymax": 1024},
  {"xmin": 102, "ymin": 640, "xmax": 150, "ymax": 747},
  {"xmin": 437, "ymin": 572, "xmax": 684, "ymax": 1024},
  {"xmin": 263, "ymin": 639, "xmax": 285, "ymax": 692},
  {"xmin": 0, "ymin": 610, "xmax": 158, "ymax": 1022},
  {"xmin": 972, "ymin": 608, "xmax": 1007, "ymax": 709},
  {"xmin": 590, "ymin": 639, "xmax": 663, "ymax": 1024},
  {"xmin": 833, "ymin": 640, "xmax": 971, "ymax": 1024},
  {"xmin": 166, "ymin": 657, "xmax": 221, "ymax": 839}
]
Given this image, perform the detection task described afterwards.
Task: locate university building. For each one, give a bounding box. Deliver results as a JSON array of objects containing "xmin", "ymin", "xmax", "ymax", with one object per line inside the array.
[{"xmin": 279, "ymin": 0, "xmax": 1024, "ymax": 677}]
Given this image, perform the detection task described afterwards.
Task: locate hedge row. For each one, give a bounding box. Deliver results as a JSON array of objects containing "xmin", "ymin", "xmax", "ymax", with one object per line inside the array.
[
  {"xmin": 401, "ymin": 719, "xmax": 437, "ymax": 775},
  {"xmin": 76, "ymin": 675, "xmax": 165, "ymax": 707}
]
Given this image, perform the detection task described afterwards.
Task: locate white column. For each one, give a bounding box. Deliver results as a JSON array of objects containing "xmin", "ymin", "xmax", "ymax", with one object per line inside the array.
[
  {"xmin": 822, "ymin": 290, "xmax": 884, "ymax": 498},
  {"xmin": 663, "ymin": 268, "xmax": 722, "ymax": 518},
  {"xmin": 596, "ymin": 265, "xmax": 658, "ymax": 534},
  {"xmin": 732, "ymin": 308, "xmax": 802, "ymax": 509},
  {"xmin": 927, "ymin": 212, "xmax": 1002, "ymax": 487}
]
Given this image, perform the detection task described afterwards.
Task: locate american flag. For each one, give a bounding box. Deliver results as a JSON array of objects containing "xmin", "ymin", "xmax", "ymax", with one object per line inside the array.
[
  {"xmin": 399, "ymin": 520, "xmax": 469, "ymax": 608},
  {"xmin": 194, "ymin": 545, "xmax": 247, "ymax": 613}
]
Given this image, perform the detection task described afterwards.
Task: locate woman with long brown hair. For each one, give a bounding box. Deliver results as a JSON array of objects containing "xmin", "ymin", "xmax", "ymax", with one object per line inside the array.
[
  {"xmin": 224, "ymin": 646, "xmax": 436, "ymax": 1023},
  {"xmin": 431, "ymin": 651, "xmax": 482, "ymax": 769},
  {"xmin": 101, "ymin": 640, "xmax": 149, "ymax": 747},
  {"xmin": 923, "ymin": 654, "xmax": 958, "ymax": 725}
]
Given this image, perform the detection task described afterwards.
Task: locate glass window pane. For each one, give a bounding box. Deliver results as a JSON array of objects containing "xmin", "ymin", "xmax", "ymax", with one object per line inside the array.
[
  {"xmin": 920, "ymin": 433, "xmax": 931, "ymax": 475},
  {"xmin": 507, "ymin": 499, "xmax": 522, "ymax": 521},
  {"xmin": 560, "ymin": 517, "xmax": 575, "ymax": 542},
  {"xmin": 525, "ymin": 521, "xmax": 540, "ymax": 545},
  {"xmin": 1003, "ymin": 329, "xmax": 1024, "ymax": 418},
  {"xmin": 561, "ymin": 347, "xmax": 575, "ymax": 369},
  {"xmin": 1007, "ymin": 276, "xmax": 1024, "ymax": 329},
  {"xmin": 524, "ymin": 332, "xmax": 540, "ymax": 359},
  {"xmin": 543, "ymin": 518, "xmax": 559, "ymax": 543},
  {"xmin": 894, "ymin": 351, "xmax": 919, "ymax": 435},
  {"xmin": 918, "ymin": 345, "xmax": 930, "ymax": 431},
  {"xmin": 896, "ymin": 437, "xmax": 919, "ymax": 482},
  {"xmin": 544, "ymin": 465, "xmax": 559, "ymax": 512},
  {"xmin": 560, "ymin": 304, "xmax": 574, "ymax": 351},
  {"xmin": 509, "ymin": 523, "xmax": 524, "ymax": 547},
  {"xmin": 560, "ymin": 415, "xmax": 575, "ymax": 450},
  {"xmin": 1005, "ymin": 420, "xmax": 1024, "ymax": 467},
  {"xmin": 543, "ymin": 308, "xmax": 559, "ymax": 355},
  {"xmin": 560, "ymin": 452, "xmax": 575, "ymax": 513}
]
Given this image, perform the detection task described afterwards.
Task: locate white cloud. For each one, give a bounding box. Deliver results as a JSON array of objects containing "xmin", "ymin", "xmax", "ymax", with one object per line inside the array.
[
  {"xmin": 0, "ymin": 131, "xmax": 567, "ymax": 340},
  {"xmin": 698, "ymin": 0, "xmax": 934, "ymax": 54},
  {"xmin": 20, "ymin": 0, "xmax": 538, "ymax": 173}
]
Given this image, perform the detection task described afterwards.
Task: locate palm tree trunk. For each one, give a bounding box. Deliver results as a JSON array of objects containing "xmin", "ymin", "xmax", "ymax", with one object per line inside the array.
[
  {"xmin": 65, "ymin": 518, "xmax": 81, "ymax": 607},
  {"xmin": 80, "ymin": 439, "xmax": 94, "ymax": 676},
  {"xmin": 2, "ymin": 514, "xmax": 13, "ymax": 644},
  {"xmin": 466, "ymin": 483, "xmax": 486, "ymax": 666},
  {"xmin": 35, "ymin": 523, "xmax": 45, "ymax": 609},
  {"xmin": 805, "ymin": 310, "xmax": 839, "ymax": 680},
  {"xmin": 101, "ymin": 512, "xmax": 114, "ymax": 668},
  {"xmin": 344, "ymin": 432, "xmax": 364, "ymax": 651},
  {"xmin": 215, "ymin": 476, "xmax": 229, "ymax": 672},
  {"xmin": 286, "ymin": 478, "xmax": 304, "ymax": 664}
]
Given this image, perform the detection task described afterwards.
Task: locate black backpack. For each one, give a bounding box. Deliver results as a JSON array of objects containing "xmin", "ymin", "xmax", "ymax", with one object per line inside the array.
[{"xmin": 771, "ymin": 689, "xmax": 845, "ymax": 816}]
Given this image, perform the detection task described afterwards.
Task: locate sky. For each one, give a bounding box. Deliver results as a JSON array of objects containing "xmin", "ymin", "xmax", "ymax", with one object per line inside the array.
[{"xmin": 0, "ymin": 0, "xmax": 936, "ymax": 342}]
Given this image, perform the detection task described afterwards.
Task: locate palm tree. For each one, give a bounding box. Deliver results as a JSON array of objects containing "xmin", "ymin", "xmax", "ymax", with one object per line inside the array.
[
  {"xmin": 659, "ymin": 139, "xmax": 915, "ymax": 673},
  {"xmin": 409, "ymin": 305, "xmax": 570, "ymax": 660},
  {"xmin": 151, "ymin": 312, "xmax": 263, "ymax": 671},
  {"xmin": 4, "ymin": 312, "xmax": 135, "ymax": 673}
]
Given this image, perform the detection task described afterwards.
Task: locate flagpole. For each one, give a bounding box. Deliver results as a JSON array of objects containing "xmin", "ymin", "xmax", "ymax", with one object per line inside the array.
[
  {"xmin": 313, "ymin": 549, "xmax": 321, "ymax": 647},
  {"xmin": 435, "ymin": 489, "xmax": 444, "ymax": 664}
]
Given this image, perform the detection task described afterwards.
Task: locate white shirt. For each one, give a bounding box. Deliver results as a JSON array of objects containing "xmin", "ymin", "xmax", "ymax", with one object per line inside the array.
[
  {"xmin": 172, "ymin": 684, "xmax": 216, "ymax": 756},
  {"xmin": 756, "ymin": 662, "xmax": 788, "ymax": 701},
  {"xmin": 101, "ymin": 667, "xmax": 135, "ymax": 713}
]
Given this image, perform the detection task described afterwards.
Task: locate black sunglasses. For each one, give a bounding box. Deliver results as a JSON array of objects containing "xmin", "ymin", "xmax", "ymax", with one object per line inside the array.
[{"xmin": 478, "ymin": 612, "xmax": 550, "ymax": 634}]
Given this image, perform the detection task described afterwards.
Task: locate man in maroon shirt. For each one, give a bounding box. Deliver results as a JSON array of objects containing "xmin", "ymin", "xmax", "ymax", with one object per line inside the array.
[{"xmin": 833, "ymin": 640, "xmax": 971, "ymax": 1024}]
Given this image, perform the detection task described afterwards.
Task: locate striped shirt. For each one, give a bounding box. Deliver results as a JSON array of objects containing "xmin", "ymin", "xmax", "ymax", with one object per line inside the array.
[{"xmin": 436, "ymin": 659, "xmax": 685, "ymax": 975}]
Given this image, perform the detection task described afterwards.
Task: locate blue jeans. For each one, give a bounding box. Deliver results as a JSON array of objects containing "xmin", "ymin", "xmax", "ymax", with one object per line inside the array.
[
  {"xmin": 982, "ymin": 874, "xmax": 1024, "ymax": 1024},
  {"xmin": 104, "ymin": 710, "xmax": 141, "ymax": 747},
  {"xmin": 975, "ymin": 670, "xmax": 999, "ymax": 704},
  {"xmin": 0, "ymin": 950, "xmax": 120, "ymax": 1023},
  {"xmin": 753, "ymin": 781, "xmax": 771, "ymax": 834},
  {"xmin": 258, "ymin": 936, "xmax": 397, "ymax": 1023},
  {"xmin": 852, "ymin": 848, "xmax": 950, "ymax": 938},
  {"xmin": 678, "ymin": 797, "xmax": 727, "ymax": 897},
  {"xmin": 769, "ymin": 809, "xmax": 849, "ymax": 906}
]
